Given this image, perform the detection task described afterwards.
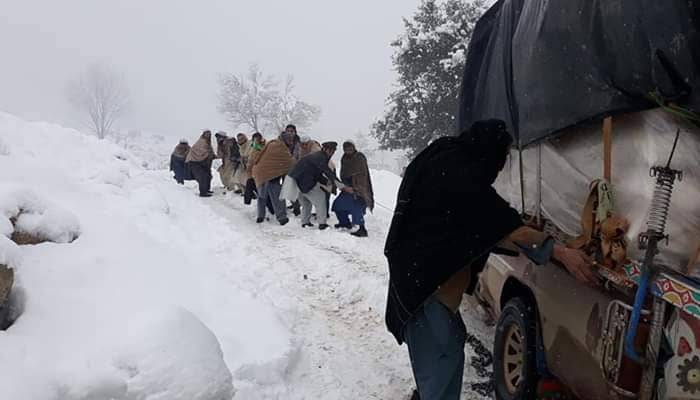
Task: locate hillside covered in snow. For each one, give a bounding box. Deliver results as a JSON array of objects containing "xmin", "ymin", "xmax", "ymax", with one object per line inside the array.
[{"xmin": 0, "ymin": 113, "xmax": 495, "ymax": 399}]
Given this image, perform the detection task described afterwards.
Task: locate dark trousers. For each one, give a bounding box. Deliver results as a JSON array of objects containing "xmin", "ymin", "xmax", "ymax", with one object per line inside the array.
[
  {"xmin": 404, "ymin": 296, "xmax": 466, "ymax": 400},
  {"xmin": 244, "ymin": 178, "xmax": 258, "ymax": 205},
  {"xmin": 257, "ymin": 179, "xmax": 287, "ymax": 222},
  {"xmin": 291, "ymin": 200, "xmax": 301, "ymax": 215},
  {"xmin": 335, "ymin": 209, "xmax": 365, "ymax": 227},
  {"xmin": 245, "ymin": 179, "xmax": 274, "ymax": 213},
  {"xmin": 332, "ymin": 192, "xmax": 366, "ymax": 226},
  {"xmin": 188, "ymin": 161, "xmax": 212, "ymax": 195}
]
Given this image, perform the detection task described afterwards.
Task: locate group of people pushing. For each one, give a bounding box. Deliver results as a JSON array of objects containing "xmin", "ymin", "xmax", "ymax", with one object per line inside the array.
[{"xmin": 170, "ymin": 124, "xmax": 374, "ymax": 237}]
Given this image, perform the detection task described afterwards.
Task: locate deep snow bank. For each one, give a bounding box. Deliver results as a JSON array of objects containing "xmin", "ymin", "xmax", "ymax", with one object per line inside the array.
[{"xmin": 0, "ymin": 112, "xmax": 293, "ymax": 399}]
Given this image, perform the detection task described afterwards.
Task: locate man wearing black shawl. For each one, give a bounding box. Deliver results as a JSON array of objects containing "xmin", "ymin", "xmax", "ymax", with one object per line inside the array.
[{"xmin": 384, "ymin": 120, "xmax": 595, "ymax": 400}]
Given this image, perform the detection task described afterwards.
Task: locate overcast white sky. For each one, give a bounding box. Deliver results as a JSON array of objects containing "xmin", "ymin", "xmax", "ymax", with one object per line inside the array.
[{"xmin": 0, "ymin": 0, "xmax": 421, "ymax": 142}]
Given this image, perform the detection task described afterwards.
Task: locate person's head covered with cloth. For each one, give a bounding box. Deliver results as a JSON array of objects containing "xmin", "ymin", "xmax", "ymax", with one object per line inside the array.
[{"xmin": 384, "ymin": 118, "xmax": 522, "ymax": 344}]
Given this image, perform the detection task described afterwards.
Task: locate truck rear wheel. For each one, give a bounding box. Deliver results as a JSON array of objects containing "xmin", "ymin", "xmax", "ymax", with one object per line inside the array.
[{"xmin": 494, "ymin": 298, "xmax": 539, "ymax": 400}]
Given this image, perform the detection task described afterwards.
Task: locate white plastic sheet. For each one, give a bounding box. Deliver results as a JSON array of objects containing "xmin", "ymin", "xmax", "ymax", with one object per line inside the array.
[{"xmin": 495, "ymin": 109, "xmax": 700, "ymax": 274}]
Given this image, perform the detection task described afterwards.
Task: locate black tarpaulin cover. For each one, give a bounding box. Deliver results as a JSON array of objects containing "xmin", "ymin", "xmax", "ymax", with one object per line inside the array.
[{"xmin": 458, "ymin": 0, "xmax": 700, "ymax": 147}]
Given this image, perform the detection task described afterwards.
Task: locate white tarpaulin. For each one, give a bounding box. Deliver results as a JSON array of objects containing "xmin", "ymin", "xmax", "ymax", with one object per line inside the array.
[{"xmin": 495, "ymin": 108, "xmax": 700, "ymax": 273}]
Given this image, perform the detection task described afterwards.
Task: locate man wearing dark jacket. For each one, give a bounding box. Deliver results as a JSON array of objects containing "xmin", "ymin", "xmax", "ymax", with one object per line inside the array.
[
  {"xmin": 170, "ymin": 139, "xmax": 190, "ymax": 184},
  {"xmin": 288, "ymin": 141, "xmax": 344, "ymax": 230},
  {"xmin": 384, "ymin": 120, "xmax": 596, "ymax": 400}
]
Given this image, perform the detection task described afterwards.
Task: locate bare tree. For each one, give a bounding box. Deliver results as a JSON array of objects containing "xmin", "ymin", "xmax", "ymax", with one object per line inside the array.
[
  {"xmin": 218, "ymin": 64, "xmax": 320, "ymax": 134},
  {"xmin": 218, "ymin": 64, "xmax": 278, "ymax": 133},
  {"xmin": 268, "ymin": 76, "xmax": 321, "ymax": 133},
  {"xmin": 67, "ymin": 63, "xmax": 130, "ymax": 139}
]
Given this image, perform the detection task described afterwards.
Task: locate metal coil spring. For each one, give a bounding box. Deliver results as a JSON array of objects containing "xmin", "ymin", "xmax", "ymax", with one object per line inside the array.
[{"xmin": 647, "ymin": 169, "xmax": 675, "ymax": 235}]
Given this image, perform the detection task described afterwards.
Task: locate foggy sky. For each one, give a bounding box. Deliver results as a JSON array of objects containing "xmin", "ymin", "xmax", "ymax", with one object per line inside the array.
[{"xmin": 0, "ymin": 0, "xmax": 420, "ymax": 143}]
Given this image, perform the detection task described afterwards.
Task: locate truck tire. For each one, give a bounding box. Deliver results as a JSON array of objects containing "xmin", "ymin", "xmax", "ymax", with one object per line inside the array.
[{"xmin": 494, "ymin": 297, "xmax": 539, "ymax": 400}]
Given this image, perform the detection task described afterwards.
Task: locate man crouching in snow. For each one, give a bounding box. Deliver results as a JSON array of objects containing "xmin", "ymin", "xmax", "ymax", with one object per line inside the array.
[
  {"xmin": 332, "ymin": 141, "xmax": 375, "ymax": 237},
  {"xmin": 384, "ymin": 120, "xmax": 596, "ymax": 400}
]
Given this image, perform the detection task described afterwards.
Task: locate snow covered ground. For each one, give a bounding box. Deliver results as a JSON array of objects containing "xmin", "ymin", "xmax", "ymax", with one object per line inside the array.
[{"xmin": 0, "ymin": 113, "xmax": 495, "ymax": 399}]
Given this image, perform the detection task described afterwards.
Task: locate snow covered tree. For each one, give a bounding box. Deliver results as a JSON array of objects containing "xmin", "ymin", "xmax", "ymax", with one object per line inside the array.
[
  {"xmin": 67, "ymin": 63, "xmax": 130, "ymax": 139},
  {"xmin": 218, "ymin": 64, "xmax": 278, "ymax": 133},
  {"xmin": 268, "ymin": 76, "xmax": 321, "ymax": 133},
  {"xmin": 218, "ymin": 65, "xmax": 320, "ymax": 134},
  {"xmin": 371, "ymin": 0, "xmax": 487, "ymax": 156}
]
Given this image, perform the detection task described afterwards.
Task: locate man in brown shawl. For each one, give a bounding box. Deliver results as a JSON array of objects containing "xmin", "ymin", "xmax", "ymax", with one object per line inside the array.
[
  {"xmin": 243, "ymin": 133, "xmax": 266, "ymax": 205},
  {"xmin": 170, "ymin": 139, "xmax": 190, "ymax": 184},
  {"xmin": 186, "ymin": 130, "xmax": 215, "ymax": 197},
  {"xmin": 215, "ymin": 132, "xmax": 241, "ymax": 192},
  {"xmin": 280, "ymin": 124, "xmax": 302, "ymax": 161},
  {"xmin": 235, "ymin": 133, "xmax": 253, "ymax": 191},
  {"xmin": 299, "ymin": 135, "xmax": 322, "ymax": 158},
  {"xmin": 280, "ymin": 124, "xmax": 302, "ymax": 216},
  {"xmin": 331, "ymin": 141, "xmax": 374, "ymax": 237},
  {"xmin": 251, "ymin": 138, "xmax": 294, "ymax": 225}
]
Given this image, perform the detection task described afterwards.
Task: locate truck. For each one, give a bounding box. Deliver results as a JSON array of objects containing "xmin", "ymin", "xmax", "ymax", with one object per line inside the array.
[{"xmin": 458, "ymin": 1, "xmax": 700, "ymax": 399}]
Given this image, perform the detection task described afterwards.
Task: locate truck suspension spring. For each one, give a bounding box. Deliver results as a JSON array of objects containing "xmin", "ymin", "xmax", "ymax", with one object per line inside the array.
[{"xmin": 647, "ymin": 167, "xmax": 676, "ymax": 236}]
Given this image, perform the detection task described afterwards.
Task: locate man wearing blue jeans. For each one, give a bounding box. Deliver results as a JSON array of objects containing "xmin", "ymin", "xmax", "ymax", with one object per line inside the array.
[
  {"xmin": 404, "ymin": 295, "xmax": 467, "ymax": 399},
  {"xmin": 334, "ymin": 199, "xmax": 366, "ymax": 228},
  {"xmin": 384, "ymin": 120, "xmax": 595, "ymax": 399},
  {"xmin": 333, "ymin": 141, "xmax": 374, "ymax": 238}
]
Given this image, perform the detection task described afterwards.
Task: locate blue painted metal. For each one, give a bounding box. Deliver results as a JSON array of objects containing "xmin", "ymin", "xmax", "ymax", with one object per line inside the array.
[{"xmin": 625, "ymin": 266, "xmax": 651, "ymax": 363}]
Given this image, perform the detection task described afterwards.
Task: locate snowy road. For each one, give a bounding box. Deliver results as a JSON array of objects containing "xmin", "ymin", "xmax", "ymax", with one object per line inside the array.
[{"xmin": 206, "ymin": 185, "xmax": 497, "ymax": 399}]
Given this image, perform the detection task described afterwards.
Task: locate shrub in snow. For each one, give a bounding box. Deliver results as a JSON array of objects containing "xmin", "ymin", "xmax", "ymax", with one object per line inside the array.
[{"xmin": 1, "ymin": 189, "xmax": 81, "ymax": 244}]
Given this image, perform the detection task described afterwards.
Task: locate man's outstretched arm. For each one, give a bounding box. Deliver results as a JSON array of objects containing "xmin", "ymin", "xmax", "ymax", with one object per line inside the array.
[{"xmin": 502, "ymin": 226, "xmax": 598, "ymax": 286}]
